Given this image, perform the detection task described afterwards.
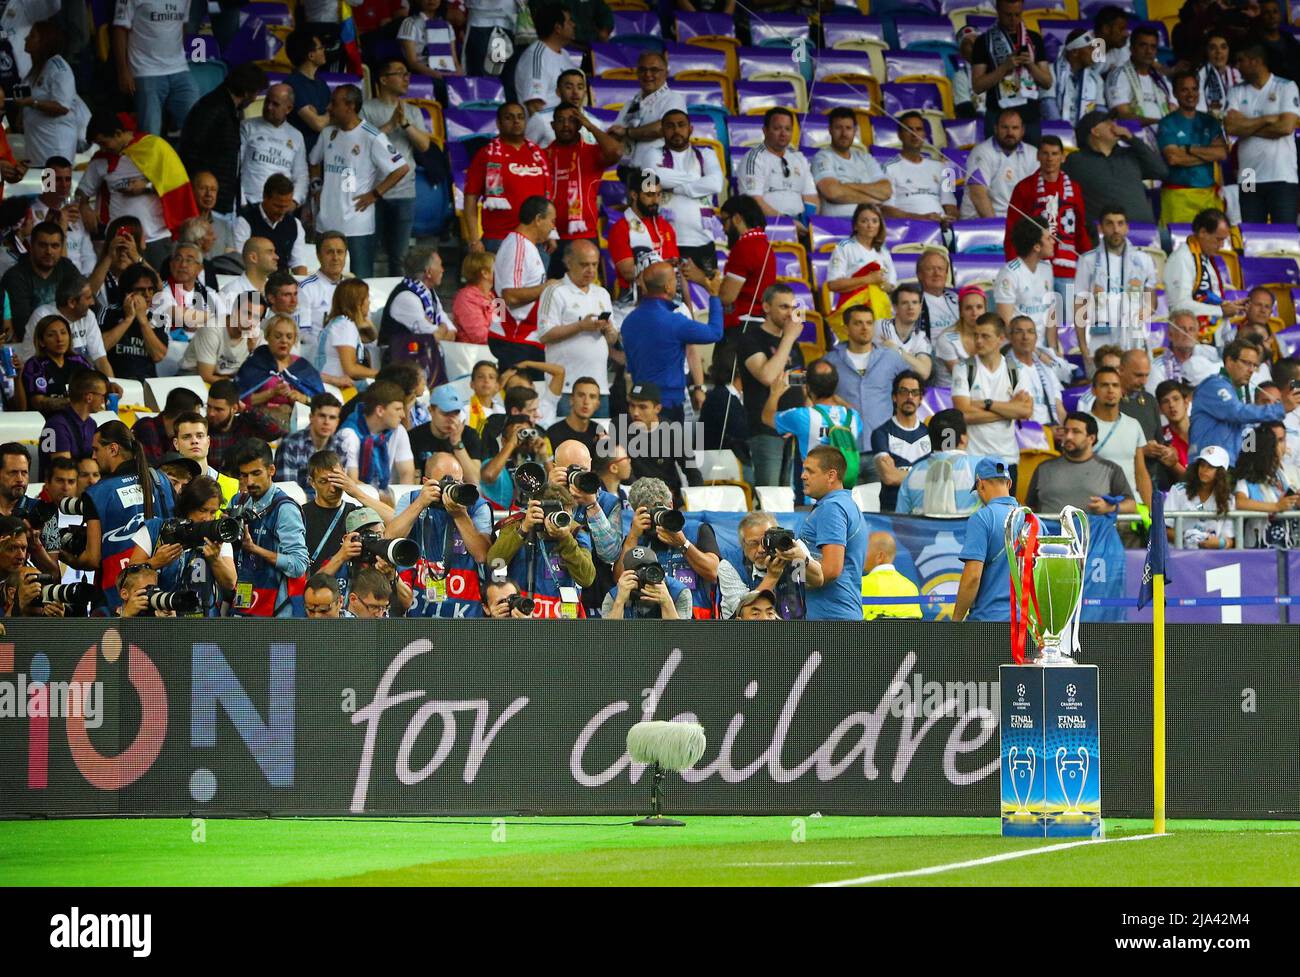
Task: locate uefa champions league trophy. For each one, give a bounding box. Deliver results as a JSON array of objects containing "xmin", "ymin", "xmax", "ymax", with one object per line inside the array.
[{"xmin": 1003, "ymin": 505, "xmax": 1090, "ymax": 665}]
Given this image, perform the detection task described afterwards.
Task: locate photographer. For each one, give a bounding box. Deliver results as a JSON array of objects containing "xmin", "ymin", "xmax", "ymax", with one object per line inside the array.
[
  {"xmin": 548, "ymin": 440, "xmax": 623, "ymax": 613},
  {"xmin": 1, "ymin": 442, "xmax": 59, "ymax": 577},
  {"xmin": 228, "ymin": 439, "xmax": 308, "ymax": 617},
  {"xmin": 304, "ymin": 573, "xmax": 343, "ymax": 618},
  {"xmin": 126, "ymin": 476, "xmax": 238, "ymax": 617},
  {"xmin": 480, "ymin": 414, "xmax": 554, "ymax": 509},
  {"xmin": 485, "ymin": 471, "xmax": 596, "ymax": 618},
  {"xmin": 29, "ymin": 456, "xmax": 93, "ymax": 594},
  {"xmin": 386, "ymin": 453, "xmax": 492, "ymax": 618},
  {"xmin": 0, "ymin": 517, "xmax": 45, "ymax": 618},
  {"xmin": 339, "ymin": 507, "xmax": 415, "ymax": 617},
  {"xmin": 305, "ymin": 450, "xmax": 395, "ymax": 593},
  {"xmin": 616, "ymin": 477, "xmax": 721, "ymax": 618},
  {"xmin": 346, "ymin": 569, "xmax": 394, "ymax": 619},
  {"xmin": 481, "ymin": 577, "xmax": 535, "ymax": 619},
  {"xmin": 68, "ymin": 422, "xmax": 176, "ymax": 613},
  {"xmin": 603, "ymin": 545, "xmax": 687, "ymax": 619},
  {"xmin": 724, "ymin": 511, "xmax": 806, "ymax": 620},
  {"xmin": 338, "ymin": 380, "xmax": 416, "ymax": 497},
  {"xmin": 115, "ymin": 564, "xmax": 177, "ymax": 619}
]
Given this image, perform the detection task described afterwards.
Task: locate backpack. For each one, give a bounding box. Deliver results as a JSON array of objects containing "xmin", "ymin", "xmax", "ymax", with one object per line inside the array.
[
  {"xmin": 966, "ymin": 354, "xmax": 1019, "ymax": 394},
  {"xmin": 813, "ymin": 405, "xmax": 860, "ymax": 488}
]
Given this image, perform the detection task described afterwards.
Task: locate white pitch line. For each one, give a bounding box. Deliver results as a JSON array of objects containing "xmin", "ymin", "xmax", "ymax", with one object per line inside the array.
[{"xmin": 811, "ymin": 832, "xmax": 1169, "ymax": 888}]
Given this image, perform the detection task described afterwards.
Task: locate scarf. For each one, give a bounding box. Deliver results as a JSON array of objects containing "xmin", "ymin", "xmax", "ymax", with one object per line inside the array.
[
  {"xmin": 1120, "ymin": 62, "xmax": 1172, "ymax": 120},
  {"xmin": 1186, "ymin": 234, "xmax": 1225, "ymax": 342},
  {"xmin": 547, "ymin": 142, "xmax": 590, "ymax": 234},
  {"xmin": 343, "ymin": 406, "xmax": 395, "ymax": 491},
  {"xmin": 1201, "ymin": 65, "xmax": 1239, "ymax": 111},
  {"xmin": 481, "ymin": 137, "xmax": 547, "ymax": 211},
  {"xmin": 988, "ymin": 21, "xmax": 1037, "ymax": 105},
  {"xmin": 1056, "ymin": 60, "xmax": 1101, "ymax": 124},
  {"xmin": 402, "ymin": 276, "xmax": 441, "ymax": 325},
  {"xmin": 235, "ymin": 344, "xmax": 326, "ymax": 403}
]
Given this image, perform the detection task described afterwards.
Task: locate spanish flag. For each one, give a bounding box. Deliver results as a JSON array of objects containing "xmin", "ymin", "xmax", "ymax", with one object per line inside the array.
[
  {"xmin": 93, "ymin": 132, "xmax": 198, "ymax": 235},
  {"xmin": 339, "ymin": 2, "xmax": 364, "ymax": 75}
]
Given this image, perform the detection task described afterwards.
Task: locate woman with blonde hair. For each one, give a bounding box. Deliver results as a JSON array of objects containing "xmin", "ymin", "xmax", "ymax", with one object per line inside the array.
[
  {"xmin": 452, "ymin": 250, "xmax": 498, "ymax": 345},
  {"xmin": 933, "ymin": 285, "xmax": 986, "ymax": 387},
  {"xmin": 236, "ymin": 313, "xmax": 325, "ymax": 429},
  {"xmin": 317, "ymin": 278, "xmax": 377, "ymax": 388}
]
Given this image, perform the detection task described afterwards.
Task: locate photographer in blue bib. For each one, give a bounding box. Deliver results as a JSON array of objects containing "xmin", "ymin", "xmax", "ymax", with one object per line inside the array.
[
  {"xmin": 228, "ymin": 439, "xmax": 309, "ymax": 618},
  {"xmin": 547, "ymin": 439, "xmax": 623, "ymax": 615},
  {"xmin": 485, "ymin": 459, "xmax": 595, "ymax": 618},
  {"xmin": 386, "ymin": 452, "xmax": 493, "ymax": 618},
  {"xmin": 332, "ymin": 505, "xmax": 416, "ymax": 618},
  {"xmin": 124, "ymin": 475, "xmax": 238, "ymax": 617},
  {"xmin": 613, "ymin": 476, "xmax": 721, "ymax": 619},
  {"xmin": 719, "ymin": 512, "xmax": 806, "ymax": 621}
]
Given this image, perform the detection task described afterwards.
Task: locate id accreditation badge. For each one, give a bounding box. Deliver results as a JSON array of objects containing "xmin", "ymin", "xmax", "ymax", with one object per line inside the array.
[
  {"xmin": 559, "ymin": 586, "xmax": 580, "ymax": 619},
  {"xmin": 429, "ymin": 576, "xmax": 448, "ymax": 603},
  {"xmin": 234, "ymin": 582, "xmax": 255, "ymax": 609}
]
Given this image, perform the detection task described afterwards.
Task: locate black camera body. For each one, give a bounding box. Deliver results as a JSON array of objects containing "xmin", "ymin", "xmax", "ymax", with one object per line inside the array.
[
  {"xmin": 436, "ymin": 476, "xmax": 479, "ymax": 508},
  {"xmin": 56, "ymin": 525, "xmax": 88, "ymax": 556},
  {"xmin": 649, "ymin": 506, "xmax": 685, "ymax": 533},
  {"xmin": 565, "ymin": 466, "xmax": 601, "ymax": 496},
  {"xmin": 539, "ymin": 500, "xmax": 573, "ymax": 533},
  {"xmin": 763, "ymin": 527, "xmax": 797, "ymax": 556},
  {"xmin": 626, "ymin": 546, "xmax": 665, "ymax": 592},
  {"xmin": 160, "ymin": 515, "xmax": 243, "ymax": 549},
  {"xmin": 504, "ymin": 593, "xmax": 535, "ymax": 616}
]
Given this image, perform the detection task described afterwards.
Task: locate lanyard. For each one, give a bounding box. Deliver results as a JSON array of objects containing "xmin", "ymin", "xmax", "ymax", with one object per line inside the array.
[
  {"xmin": 1032, "ymin": 360, "xmax": 1056, "ymax": 423},
  {"xmin": 309, "ymin": 505, "xmax": 347, "ymax": 566},
  {"xmin": 1095, "ymin": 417, "xmax": 1120, "ymax": 456}
]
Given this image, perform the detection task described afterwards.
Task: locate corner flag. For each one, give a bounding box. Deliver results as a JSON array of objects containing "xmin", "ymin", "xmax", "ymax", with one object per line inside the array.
[{"xmin": 1138, "ymin": 489, "xmax": 1168, "ymax": 609}]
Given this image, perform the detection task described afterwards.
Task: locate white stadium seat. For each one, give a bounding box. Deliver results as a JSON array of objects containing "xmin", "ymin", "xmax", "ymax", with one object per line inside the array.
[
  {"xmin": 853, "ymin": 483, "xmax": 881, "ymax": 513},
  {"xmin": 0, "ymin": 412, "xmax": 46, "ymax": 445},
  {"xmin": 365, "ymin": 277, "xmax": 403, "ymax": 328},
  {"xmin": 273, "ymin": 481, "xmax": 307, "ymax": 504},
  {"xmin": 145, "ymin": 375, "xmax": 209, "ymax": 410},
  {"xmin": 113, "ymin": 379, "xmax": 149, "ymax": 410},
  {"xmin": 682, "ymin": 485, "xmax": 748, "ymax": 512},
  {"xmin": 26, "ymin": 482, "xmax": 43, "ymax": 498},
  {"xmin": 755, "ymin": 486, "xmax": 795, "ymax": 511},
  {"xmin": 441, "ymin": 341, "xmax": 492, "ymax": 381},
  {"xmin": 698, "ymin": 449, "xmax": 742, "ymax": 482},
  {"xmin": 385, "ymin": 484, "xmax": 422, "ymax": 506}
]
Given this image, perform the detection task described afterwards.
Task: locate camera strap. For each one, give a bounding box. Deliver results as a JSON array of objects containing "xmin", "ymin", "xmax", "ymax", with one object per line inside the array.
[{"xmin": 309, "ymin": 505, "xmax": 348, "ymax": 567}]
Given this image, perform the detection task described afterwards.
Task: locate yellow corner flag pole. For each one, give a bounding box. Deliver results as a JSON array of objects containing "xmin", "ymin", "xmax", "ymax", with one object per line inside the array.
[{"xmin": 1153, "ymin": 573, "xmax": 1167, "ymax": 835}]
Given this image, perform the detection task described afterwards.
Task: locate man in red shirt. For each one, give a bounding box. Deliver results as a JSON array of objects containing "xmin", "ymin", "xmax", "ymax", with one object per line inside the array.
[
  {"xmin": 607, "ymin": 170, "xmax": 679, "ymax": 299},
  {"xmin": 465, "ymin": 101, "xmax": 550, "ymax": 253},
  {"xmin": 718, "ymin": 194, "xmax": 776, "ymax": 338},
  {"xmin": 1004, "ymin": 135, "xmax": 1091, "ymax": 331},
  {"xmin": 545, "ymin": 104, "xmax": 622, "ymax": 278}
]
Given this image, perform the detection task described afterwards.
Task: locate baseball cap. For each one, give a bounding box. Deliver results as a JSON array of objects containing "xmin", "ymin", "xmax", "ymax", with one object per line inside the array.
[
  {"xmin": 1075, "ymin": 109, "xmax": 1111, "ymax": 151},
  {"xmin": 732, "ymin": 589, "xmax": 778, "ymax": 618},
  {"xmin": 345, "ymin": 506, "xmax": 383, "ymax": 533},
  {"xmin": 430, "ymin": 384, "xmax": 467, "ymax": 413},
  {"xmin": 974, "ymin": 458, "xmax": 1012, "ymax": 483},
  {"xmin": 1196, "ymin": 445, "xmax": 1231, "ymax": 470},
  {"xmin": 628, "ymin": 382, "xmax": 662, "ymax": 404},
  {"xmin": 156, "ymin": 452, "xmax": 201, "ymax": 481}
]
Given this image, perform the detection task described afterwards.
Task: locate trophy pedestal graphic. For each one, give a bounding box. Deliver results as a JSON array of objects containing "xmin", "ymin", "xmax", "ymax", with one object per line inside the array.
[{"xmin": 1001, "ymin": 507, "xmax": 1103, "ymax": 838}]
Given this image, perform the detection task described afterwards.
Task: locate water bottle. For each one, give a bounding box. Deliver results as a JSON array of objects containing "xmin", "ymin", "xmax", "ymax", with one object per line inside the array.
[
  {"xmin": 108, "ymin": 393, "xmax": 121, "ymax": 413},
  {"xmin": 0, "ymin": 346, "xmax": 14, "ymax": 378}
]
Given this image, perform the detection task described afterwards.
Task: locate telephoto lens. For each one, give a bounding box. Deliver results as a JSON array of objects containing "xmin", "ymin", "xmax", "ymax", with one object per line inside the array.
[
  {"xmin": 565, "ymin": 466, "xmax": 601, "ymax": 496},
  {"xmin": 40, "ymin": 582, "xmax": 96, "ymax": 605},
  {"xmin": 58, "ymin": 497, "xmax": 88, "ymax": 516},
  {"xmin": 762, "ymin": 526, "xmax": 796, "ymax": 555},
  {"xmin": 504, "ymin": 593, "xmax": 536, "ymax": 616},
  {"xmin": 649, "ymin": 506, "xmax": 685, "ymax": 533},
  {"xmin": 144, "ymin": 588, "xmax": 202, "ymax": 614},
  {"xmin": 359, "ymin": 535, "xmax": 420, "ymax": 568},
  {"xmin": 514, "ymin": 461, "xmax": 548, "ymax": 500},
  {"xmin": 543, "ymin": 508, "xmax": 574, "ymax": 532},
  {"xmin": 438, "ymin": 476, "xmax": 479, "ymax": 507},
  {"xmin": 160, "ymin": 516, "xmax": 243, "ymax": 548}
]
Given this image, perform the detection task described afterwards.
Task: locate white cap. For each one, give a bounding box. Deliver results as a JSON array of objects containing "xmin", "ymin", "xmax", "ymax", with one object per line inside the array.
[
  {"xmin": 1197, "ymin": 445, "xmax": 1231, "ymax": 470},
  {"xmin": 1065, "ymin": 31, "xmax": 1096, "ymax": 53}
]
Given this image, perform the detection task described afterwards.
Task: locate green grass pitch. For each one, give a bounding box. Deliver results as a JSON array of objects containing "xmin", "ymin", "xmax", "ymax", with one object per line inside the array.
[{"xmin": 2, "ymin": 817, "xmax": 1296, "ymax": 886}]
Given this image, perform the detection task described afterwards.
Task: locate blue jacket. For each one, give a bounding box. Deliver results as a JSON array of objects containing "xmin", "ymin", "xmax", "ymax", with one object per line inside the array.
[
  {"xmin": 822, "ymin": 344, "xmax": 909, "ymax": 449},
  {"xmin": 620, "ymin": 296, "xmax": 723, "ymax": 407},
  {"xmin": 1188, "ymin": 373, "xmax": 1284, "ymax": 464}
]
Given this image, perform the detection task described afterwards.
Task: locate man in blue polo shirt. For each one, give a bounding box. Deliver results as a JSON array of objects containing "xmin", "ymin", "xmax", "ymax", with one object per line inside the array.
[
  {"xmin": 795, "ymin": 444, "xmax": 866, "ymax": 621},
  {"xmin": 953, "ymin": 457, "xmax": 1018, "ymax": 622}
]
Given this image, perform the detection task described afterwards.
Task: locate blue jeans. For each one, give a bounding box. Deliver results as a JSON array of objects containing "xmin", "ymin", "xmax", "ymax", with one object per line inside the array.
[
  {"xmin": 557, "ymin": 393, "xmax": 611, "ymax": 418},
  {"xmin": 375, "ymin": 195, "xmax": 415, "ymax": 276},
  {"xmin": 748, "ymin": 433, "xmax": 788, "ymax": 487},
  {"xmin": 134, "ymin": 70, "xmax": 200, "ymax": 136},
  {"xmin": 345, "ymin": 234, "xmax": 377, "ymax": 280}
]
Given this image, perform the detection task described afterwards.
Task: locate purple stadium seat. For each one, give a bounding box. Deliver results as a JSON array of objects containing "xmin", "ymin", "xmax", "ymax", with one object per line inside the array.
[
  {"xmin": 1238, "ymin": 256, "xmax": 1300, "ymax": 286},
  {"xmin": 822, "ymin": 16, "xmax": 889, "ymax": 50},
  {"xmin": 922, "ymin": 386, "xmax": 954, "ymax": 417},
  {"xmin": 674, "ymin": 80, "xmax": 730, "ymax": 111},
  {"xmin": 750, "ymin": 13, "xmax": 812, "ymax": 47},
  {"xmin": 812, "ymin": 51, "xmax": 874, "ymax": 84},
  {"xmin": 443, "ymin": 107, "xmax": 498, "ymax": 142},
  {"xmin": 944, "ymin": 147, "xmax": 969, "ymax": 180},
  {"xmin": 1275, "ymin": 325, "xmax": 1300, "ymax": 358},
  {"xmin": 889, "ymin": 221, "xmax": 946, "ymax": 250},
  {"xmin": 727, "ymin": 115, "xmax": 766, "ymax": 149},
  {"xmin": 243, "ymin": 2, "xmax": 294, "ymax": 27},
  {"xmin": 445, "ymin": 76, "xmax": 505, "ymax": 108},
  {"xmin": 591, "ymin": 42, "xmax": 639, "ymax": 77},
  {"xmin": 727, "ymin": 144, "xmax": 749, "ymax": 181},
  {"xmin": 870, "ymin": 145, "xmax": 897, "ymax": 165},
  {"xmin": 1040, "ymin": 120, "xmax": 1077, "ymax": 151},
  {"xmin": 810, "ymin": 85, "xmax": 870, "ymax": 115},
  {"xmin": 675, "ymin": 12, "xmax": 737, "ymax": 45},
  {"xmin": 1148, "ymin": 321, "xmax": 1168, "ymax": 350},
  {"xmin": 811, "ymin": 251, "xmax": 831, "ymax": 289},
  {"xmin": 1126, "ymin": 222, "xmax": 1161, "ymax": 251},
  {"xmin": 590, "ymin": 78, "xmax": 641, "ymax": 110},
  {"xmin": 881, "ymin": 82, "xmax": 945, "ymax": 116},
  {"xmin": 612, "ymin": 12, "xmax": 662, "ymax": 40},
  {"xmin": 448, "ymin": 141, "xmax": 470, "ymax": 190},
  {"xmin": 405, "ymin": 76, "xmax": 436, "ymax": 100},
  {"xmin": 1038, "ymin": 20, "xmax": 1090, "ymax": 61},
  {"xmin": 949, "ymin": 254, "xmax": 1004, "ymax": 287},
  {"xmin": 942, "ymin": 117, "xmax": 979, "ymax": 149},
  {"xmin": 870, "ymin": 115, "xmax": 903, "ymax": 149},
  {"xmin": 737, "ymin": 80, "xmax": 800, "ymax": 114},
  {"xmin": 1015, "ymin": 420, "xmax": 1050, "ymax": 452},
  {"xmin": 1078, "ymin": 0, "xmax": 1138, "ymax": 18},
  {"xmin": 893, "ymin": 16, "xmax": 960, "ymax": 52},
  {"xmin": 885, "ymin": 52, "xmax": 949, "ymax": 83},
  {"xmin": 775, "ymin": 250, "xmax": 805, "ymax": 279},
  {"xmin": 765, "ymin": 221, "xmax": 802, "ymax": 244},
  {"xmin": 601, "ymin": 179, "xmax": 628, "ymax": 211},
  {"xmin": 952, "ymin": 219, "xmax": 1007, "ymax": 254},
  {"xmin": 663, "ymin": 42, "xmax": 729, "ymax": 76},
  {"xmin": 737, "ymin": 47, "xmax": 805, "ymax": 80},
  {"xmin": 1236, "ymin": 223, "xmax": 1300, "ymax": 257},
  {"xmin": 811, "ymin": 216, "xmax": 852, "ymax": 253},
  {"xmin": 965, "ymin": 15, "xmax": 996, "ymax": 34},
  {"xmin": 1061, "ymin": 385, "xmax": 1089, "ymax": 413}
]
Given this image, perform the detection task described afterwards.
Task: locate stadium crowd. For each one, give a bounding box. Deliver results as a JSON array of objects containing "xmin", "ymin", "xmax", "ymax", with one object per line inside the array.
[{"xmin": 1, "ymin": 0, "xmax": 1299, "ymax": 622}]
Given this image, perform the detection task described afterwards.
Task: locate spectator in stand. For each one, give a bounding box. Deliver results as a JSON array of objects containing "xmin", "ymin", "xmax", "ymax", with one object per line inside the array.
[
  {"xmin": 24, "ymin": 157, "xmax": 95, "ymax": 277},
  {"xmin": 101, "ymin": 263, "xmax": 169, "ymax": 381},
  {"xmin": 408, "ymin": 384, "xmax": 483, "ymax": 482},
  {"xmin": 1256, "ymin": 0, "xmax": 1300, "ymax": 84},
  {"xmin": 1073, "ymin": 205, "xmax": 1158, "ymax": 363},
  {"xmin": 795, "ymin": 446, "xmax": 867, "ymax": 622},
  {"xmin": 38, "ymin": 369, "xmax": 105, "ymax": 480},
  {"xmin": 621, "ymin": 383, "xmax": 702, "ymax": 505},
  {"xmin": 766, "ymin": 359, "xmax": 863, "ymax": 500},
  {"xmin": 1164, "ymin": 208, "xmax": 1241, "ymax": 342},
  {"xmin": 875, "ymin": 283, "xmax": 933, "ymax": 381},
  {"xmin": 934, "ymin": 285, "xmax": 986, "ymax": 388},
  {"xmin": 545, "ymin": 105, "xmax": 624, "ymax": 276},
  {"xmin": 298, "ymin": 232, "xmax": 350, "ymax": 350},
  {"xmin": 179, "ymin": 63, "xmax": 267, "ymax": 217},
  {"xmin": 1117, "ymin": 349, "xmax": 1163, "ymax": 477},
  {"xmin": 738, "ymin": 108, "xmax": 818, "ymax": 232},
  {"xmin": 717, "ymin": 194, "xmax": 776, "ymax": 336},
  {"xmin": 1007, "ymin": 316, "xmax": 1066, "ymax": 434},
  {"xmin": 824, "ymin": 306, "xmax": 909, "ymax": 452},
  {"xmin": 526, "ymin": 69, "xmax": 601, "ymax": 148},
  {"xmin": 206, "ymin": 379, "xmax": 288, "ymax": 475},
  {"xmin": 23, "ymin": 275, "xmax": 112, "ymax": 379},
  {"xmin": 896, "ymin": 409, "xmax": 986, "ymax": 516},
  {"xmin": 284, "ymin": 31, "xmax": 331, "ymax": 156},
  {"xmin": 1019, "ymin": 410, "xmax": 1133, "ymax": 514},
  {"xmin": 2, "ymin": 221, "xmax": 79, "ymax": 355},
  {"xmin": 1106, "ymin": 25, "xmax": 1175, "ymax": 147},
  {"xmin": 397, "ymin": 0, "xmax": 464, "ymax": 86},
  {"xmin": 648, "ymin": 109, "xmax": 725, "ymax": 275},
  {"xmin": 491, "ymin": 195, "xmax": 556, "ymax": 372},
  {"xmin": 996, "ymin": 217, "xmax": 1062, "ymax": 361},
  {"xmin": 22, "ymin": 315, "xmax": 95, "ymax": 418},
  {"xmin": 915, "ymin": 249, "xmax": 959, "ymax": 342},
  {"xmin": 466, "ymin": 360, "xmax": 501, "ymax": 434},
  {"xmin": 1045, "ymin": 29, "xmax": 1106, "ymax": 124},
  {"xmin": 881, "ymin": 112, "xmax": 960, "ymax": 239},
  {"xmin": 537, "ymin": 240, "xmax": 616, "ymax": 415},
  {"xmin": 155, "ymin": 242, "xmax": 227, "ymax": 335},
  {"xmin": 234, "ymin": 175, "xmax": 312, "ymax": 276},
  {"xmin": 78, "ymin": 113, "xmax": 190, "ymax": 269},
  {"xmin": 239, "ymin": 84, "xmax": 309, "ymax": 208},
  {"xmin": 112, "ymin": 0, "xmax": 199, "ymax": 136},
  {"xmin": 1225, "ymin": 43, "xmax": 1300, "ymax": 225},
  {"xmin": 452, "ymin": 251, "xmax": 499, "ymax": 346},
  {"xmin": 970, "ymin": 0, "xmax": 1053, "ymax": 143},
  {"xmin": 218, "ymin": 239, "xmax": 277, "ymax": 302},
  {"xmin": 548, "ymin": 377, "xmax": 606, "ymax": 455},
  {"xmin": 869, "ymin": 371, "xmax": 930, "ymax": 513},
  {"xmin": 607, "ymin": 170, "xmax": 679, "ymax": 301},
  {"xmin": 337, "ymin": 380, "xmax": 416, "ymax": 494},
  {"xmin": 308, "ymin": 84, "xmax": 410, "ymax": 280},
  {"xmin": 824, "ymin": 203, "xmax": 897, "ymax": 319},
  {"xmin": 953, "ymin": 313, "xmax": 1032, "ymax": 488},
  {"xmin": 362, "ymin": 57, "xmax": 435, "ymax": 276},
  {"xmin": 1155, "ymin": 378, "xmax": 1192, "ymax": 486},
  {"xmin": 1094, "ymin": 5, "xmax": 1132, "ymax": 77},
  {"xmin": 513, "ymin": 4, "xmax": 576, "ymax": 114},
  {"xmin": 186, "ymin": 172, "xmax": 236, "ymax": 260},
  {"xmin": 961, "ymin": 107, "xmax": 1039, "ymax": 220},
  {"xmin": 13, "ymin": 20, "xmax": 81, "ymax": 168},
  {"xmin": 952, "ymin": 458, "xmax": 1017, "ymax": 622},
  {"xmin": 812, "ymin": 108, "xmax": 892, "ymax": 218},
  {"xmin": 1157, "ymin": 71, "xmax": 1229, "ymax": 224},
  {"xmin": 738, "ymin": 284, "xmax": 806, "ymax": 487},
  {"xmin": 1086, "ymin": 365, "xmax": 1153, "ymax": 507},
  {"xmin": 465, "ymin": 102, "xmax": 550, "ymax": 254},
  {"xmin": 1233, "ymin": 421, "xmax": 1300, "ymax": 548},
  {"xmin": 860, "ymin": 531, "xmax": 922, "ymax": 620},
  {"xmin": 1190, "ymin": 338, "xmax": 1285, "ymax": 462},
  {"xmin": 1064, "ymin": 110, "xmax": 1168, "ymax": 227},
  {"xmin": 317, "ymin": 279, "xmax": 377, "ymax": 390},
  {"xmin": 608, "ymin": 49, "xmax": 688, "ymax": 169},
  {"xmin": 184, "ymin": 291, "xmax": 261, "ymax": 386},
  {"xmin": 377, "ymin": 248, "xmax": 456, "ymax": 381},
  {"xmin": 1219, "ymin": 286, "xmax": 1285, "ymax": 358},
  {"xmin": 1166, "ymin": 444, "xmax": 1236, "ymax": 549},
  {"xmin": 128, "ymin": 388, "xmax": 202, "ymax": 468},
  {"xmin": 699, "ymin": 346, "xmax": 750, "ymax": 470},
  {"xmin": 463, "ymin": 0, "xmax": 519, "ymax": 78},
  {"xmin": 1198, "ymin": 32, "xmax": 1241, "ymax": 115}
]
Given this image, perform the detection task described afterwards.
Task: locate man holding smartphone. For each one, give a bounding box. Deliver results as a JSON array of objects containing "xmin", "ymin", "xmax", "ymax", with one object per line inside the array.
[{"xmin": 536, "ymin": 239, "xmax": 616, "ymax": 418}]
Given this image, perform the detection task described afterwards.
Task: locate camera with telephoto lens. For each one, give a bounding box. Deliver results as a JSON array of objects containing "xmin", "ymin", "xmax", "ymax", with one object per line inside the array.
[
  {"xmin": 763, "ymin": 526, "xmax": 796, "ymax": 556},
  {"xmin": 649, "ymin": 506, "xmax": 685, "ymax": 533},
  {"xmin": 565, "ymin": 465, "xmax": 601, "ymax": 496},
  {"xmin": 56, "ymin": 525, "xmax": 88, "ymax": 556},
  {"xmin": 539, "ymin": 500, "xmax": 573, "ymax": 533},
  {"xmin": 38, "ymin": 579, "xmax": 96, "ymax": 606},
  {"xmin": 504, "ymin": 593, "xmax": 535, "ymax": 616},
  {"xmin": 436, "ymin": 476, "xmax": 479, "ymax": 508},
  {"xmin": 159, "ymin": 514, "xmax": 243, "ymax": 549},
  {"xmin": 9, "ymin": 83, "xmax": 31, "ymax": 100},
  {"xmin": 142, "ymin": 586, "xmax": 202, "ymax": 614},
  {"xmin": 357, "ymin": 532, "xmax": 419, "ymax": 569},
  {"xmin": 513, "ymin": 461, "xmax": 548, "ymax": 501},
  {"xmin": 25, "ymin": 496, "xmax": 86, "ymax": 528}
]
